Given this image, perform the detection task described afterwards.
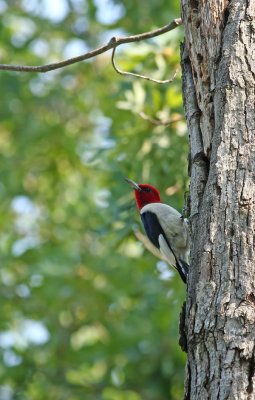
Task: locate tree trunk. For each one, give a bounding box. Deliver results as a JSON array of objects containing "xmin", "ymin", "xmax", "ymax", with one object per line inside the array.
[{"xmin": 181, "ymin": 0, "xmax": 255, "ymax": 399}]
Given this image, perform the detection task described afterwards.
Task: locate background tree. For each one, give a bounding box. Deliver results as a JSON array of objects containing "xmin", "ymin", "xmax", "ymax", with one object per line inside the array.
[
  {"xmin": 181, "ymin": 0, "xmax": 255, "ymax": 398},
  {"xmin": 0, "ymin": 1, "xmax": 188, "ymax": 399}
]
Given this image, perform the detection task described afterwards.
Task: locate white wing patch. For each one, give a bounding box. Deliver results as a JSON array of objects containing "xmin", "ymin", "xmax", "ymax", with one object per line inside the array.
[{"xmin": 158, "ymin": 234, "xmax": 176, "ymax": 267}]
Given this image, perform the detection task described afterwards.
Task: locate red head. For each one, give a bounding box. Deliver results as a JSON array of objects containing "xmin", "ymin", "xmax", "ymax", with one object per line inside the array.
[{"xmin": 125, "ymin": 178, "xmax": 161, "ymax": 210}]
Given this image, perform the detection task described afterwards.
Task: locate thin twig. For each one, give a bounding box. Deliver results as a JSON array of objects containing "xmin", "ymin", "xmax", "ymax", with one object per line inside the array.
[
  {"xmin": 138, "ymin": 111, "xmax": 184, "ymax": 126},
  {"xmin": 0, "ymin": 18, "xmax": 182, "ymax": 73},
  {"xmin": 111, "ymin": 45, "xmax": 177, "ymax": 84}
]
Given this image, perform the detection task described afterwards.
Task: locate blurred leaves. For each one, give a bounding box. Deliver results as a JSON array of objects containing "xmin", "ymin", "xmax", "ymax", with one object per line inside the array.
[{"xmin": 0, "ymin": 1, "xmax": 188, "ymax": 399}]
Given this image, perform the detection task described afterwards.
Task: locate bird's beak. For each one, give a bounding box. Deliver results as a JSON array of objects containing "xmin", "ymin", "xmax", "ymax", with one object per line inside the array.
[{"xmin": 125, "ymin": 178, "xmax": 142, "ymax": 191}]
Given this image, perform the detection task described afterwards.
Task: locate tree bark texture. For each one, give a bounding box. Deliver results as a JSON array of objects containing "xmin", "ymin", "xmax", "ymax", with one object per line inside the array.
[{"xmin": 181, "ymin": 0, "xmax": 255, "ymax": 399}]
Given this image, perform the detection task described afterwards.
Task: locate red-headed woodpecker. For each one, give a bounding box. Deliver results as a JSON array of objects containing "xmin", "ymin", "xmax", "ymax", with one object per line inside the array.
[{"xmin": 126, "ymin": 178, "xmax": 190, "ymax": 283}]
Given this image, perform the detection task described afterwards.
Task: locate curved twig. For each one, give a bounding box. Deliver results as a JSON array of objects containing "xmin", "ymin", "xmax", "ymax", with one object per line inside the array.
[{"xmin": 111, "ymin": 45, "xmax": 178, "ymax": 84}]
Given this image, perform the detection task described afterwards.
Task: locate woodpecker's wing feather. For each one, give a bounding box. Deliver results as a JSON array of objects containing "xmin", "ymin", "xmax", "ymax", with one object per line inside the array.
[
  {"xmin": 141, "ymin": 203, "xmax": 190, "ymax": 264},
  {"xmin": 140, "ymin": 211, "xmax": 164, "ymax": 249},
  {"xmin": 140, "ymin": 208, "xmax": 188, "ymax": 283},
  {"xmin": 141, "ymin": 211, "xmax": 177, "ymax": 265},
  {"xmin": 140, "ymin": 203, "xmax": 190, "ymax": 283},
  {"xmin": 158, "ymin": 234, "xmax": 176, "ymax": 267}
]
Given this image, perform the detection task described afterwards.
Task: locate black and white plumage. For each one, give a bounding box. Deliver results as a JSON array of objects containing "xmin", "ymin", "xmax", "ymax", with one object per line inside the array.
[
  {"xmin": 125, "ymin": 178, "xmax": 190, "ymax": 283},
  {"xmin": 140, "ymin": 203, "xmax": 189, "ymax": 283}
]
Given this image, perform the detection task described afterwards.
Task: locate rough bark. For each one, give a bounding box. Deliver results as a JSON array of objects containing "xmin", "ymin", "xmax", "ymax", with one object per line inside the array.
[{"xmin": 181, "ymin": 0, "xmax": 255, "ymax": 399}]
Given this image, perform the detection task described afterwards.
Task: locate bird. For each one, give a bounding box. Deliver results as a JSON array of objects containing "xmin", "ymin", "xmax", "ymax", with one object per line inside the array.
[{"xmin": 125, "ymin": 178, "xmax": 190, "ymax": 283}]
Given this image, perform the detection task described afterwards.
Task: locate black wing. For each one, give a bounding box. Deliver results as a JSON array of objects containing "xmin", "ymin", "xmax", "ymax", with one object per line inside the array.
[
  {"xmin": 141, "ymin": 211, "xmax": 163, "ymax": 249},
  {"xmin": 141, "ymin": 211, "xmax": 165, "ymax": 249},
  {"xmin": 140, "ymin": 211, "xmax": 187, "ymax": 283}
]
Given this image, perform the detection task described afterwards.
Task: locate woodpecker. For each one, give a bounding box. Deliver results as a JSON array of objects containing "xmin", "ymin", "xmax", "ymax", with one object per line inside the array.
[{"xmin": 126, "ymin": 178, "xmax": 190, "ymax": 283}]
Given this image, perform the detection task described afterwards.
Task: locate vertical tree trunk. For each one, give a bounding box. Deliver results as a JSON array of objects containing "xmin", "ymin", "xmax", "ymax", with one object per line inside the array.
[{"xmin": 181, "ymin": 0, "xmax": 255, "ymax": 398}]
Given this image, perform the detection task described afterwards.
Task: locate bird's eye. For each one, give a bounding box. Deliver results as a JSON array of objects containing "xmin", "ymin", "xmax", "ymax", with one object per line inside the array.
[{"xmin": 143, "ymin": 187, "xmax": 151, "ymax": 193}]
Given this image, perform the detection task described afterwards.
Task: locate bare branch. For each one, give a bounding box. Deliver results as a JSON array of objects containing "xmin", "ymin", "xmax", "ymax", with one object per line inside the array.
[{"xmin": 0, "ymin": 18, "xmax": 182, "ymax": 73}]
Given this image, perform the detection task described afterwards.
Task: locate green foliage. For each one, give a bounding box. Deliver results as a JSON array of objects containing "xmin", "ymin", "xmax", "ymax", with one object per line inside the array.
[{"xmin": 0, "ymin": 1, "xmax": 188, "ymax": 399}]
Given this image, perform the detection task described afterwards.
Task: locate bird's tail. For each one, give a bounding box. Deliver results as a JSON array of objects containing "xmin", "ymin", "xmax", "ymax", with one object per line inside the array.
[{"xmin": 176, "ymin": 259, "xmax": 189, "ymax": 284}]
